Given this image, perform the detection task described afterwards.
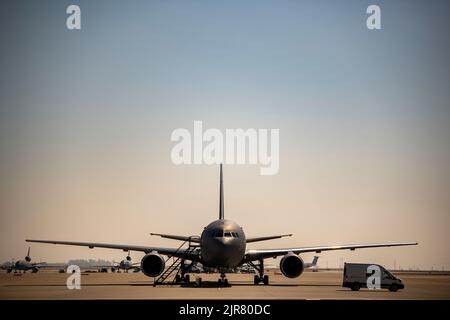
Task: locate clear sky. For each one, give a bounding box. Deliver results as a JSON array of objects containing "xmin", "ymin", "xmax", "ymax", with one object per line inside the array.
[{"xmin": 0, "ymin": 0, "xmax": 449, "ymax": 269}]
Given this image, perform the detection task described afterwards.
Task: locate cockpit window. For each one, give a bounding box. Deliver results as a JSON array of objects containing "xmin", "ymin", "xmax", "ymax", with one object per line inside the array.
[{"xmin": 214, "ymin": 230, "xmax": 239, "ymax": 238}]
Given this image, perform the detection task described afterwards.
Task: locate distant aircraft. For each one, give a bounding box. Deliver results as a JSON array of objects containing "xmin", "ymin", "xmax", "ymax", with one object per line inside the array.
[
  {"xmin": 304, "ymin": 256, "xmax": 320, "ymax": 272},
  {"xmin": 184, "ymin": 261, "xmax": 204, "ymax": 273},
  {"xmin": 27, "ymin": 164, "xmax": 418, "ymax": 286},
  {"xmin": 5, "ymin": 247, "xmax": 58, "ymax": 273},
  {"xmin": 0, "ymin": 261, "xmax": 14, "ymax": 271},
  {"xmin": 110, "ymin": 251, "xmax": 140, "ymax": 273}
]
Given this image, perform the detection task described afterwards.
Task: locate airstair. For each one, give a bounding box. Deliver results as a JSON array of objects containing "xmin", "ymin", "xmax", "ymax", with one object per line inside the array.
[{"xmin": 153, "ymin": 236, "xmax": 199, "ymax": 286}]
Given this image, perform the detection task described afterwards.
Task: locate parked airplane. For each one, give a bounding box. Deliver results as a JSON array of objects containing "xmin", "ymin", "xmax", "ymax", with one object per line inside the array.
[
  {"xmin": 0, "ymin": 261, "xmax": 14, "ymax": 272},
  {"xmin": 5, "ymin": 247, "xmax": 60, "ymax": 273},
  {"xmin": 110, "ymin": 251, "xmax": 140, "ymax": 273},
  {"xmin": 27, "ymin": 165, "xmax": 418, "ymax": 285},
  {"xmin": 304, "ymin": 256, "xmax": 319, "ymax": 272}
]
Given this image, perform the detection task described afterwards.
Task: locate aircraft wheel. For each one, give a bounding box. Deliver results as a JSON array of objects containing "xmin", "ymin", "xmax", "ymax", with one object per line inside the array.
[
  {"xmin": 218, "ymin": 278, "xmax": 222, "ymax": 287},
  {"xmin": 263, "ymin": 275, "xmax": 269, "ymax": 285},
  {"xmin": 224, "ymin": 278, "xmax": 228, "ymax": 286},
  {"xmin": 254, "ymin": 275, "xmax": 260, "ymax": 285},
  {"xmin": 175, "ymin": 274, "xmax": 181, "ymax": 283},
  {"xmin": 184, "ymin": 274, "xmax": 190, "ymax": 283},
  {"xmin": 389, "ymin": 284, "xmax": 398, "ymax": 292},
  {"xmin": 351, "ymin": 282, "xmax": 361, "ymax": 291}
]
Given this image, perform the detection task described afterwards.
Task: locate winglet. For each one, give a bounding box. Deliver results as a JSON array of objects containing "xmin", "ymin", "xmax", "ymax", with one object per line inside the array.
[{"xmin": 219, "ymin": 163, "xmax": 224, "ymax": 220}]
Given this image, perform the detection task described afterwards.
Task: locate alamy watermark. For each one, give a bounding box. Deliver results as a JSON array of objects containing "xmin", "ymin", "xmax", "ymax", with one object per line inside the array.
[
  {"xmin": 366, "ymin": 265, "xmax": 381, "ymax": 289},
  {"xmin": 66, "ymin": 265, "xmax": 81, "ymax": 290},
  {"xmin": 65, "ymin": 4, "xmax": 381, "ymax": 31},
  {"xmin": 171, "ymin": 121, "xmax": 279, "ymax": 175}
]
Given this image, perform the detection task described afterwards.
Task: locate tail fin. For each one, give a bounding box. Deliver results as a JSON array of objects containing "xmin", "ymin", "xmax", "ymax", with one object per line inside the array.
[
  {"xmin": 219, "ymin": 164, "xmax": 224, "ymax": 220},
  {"xmin": 25, "ymin": 247, "xmax": 31, "ymax": 262},
  {"xmin": 311, "ymin": 256, "xmax": 319, "ymax": 266}
]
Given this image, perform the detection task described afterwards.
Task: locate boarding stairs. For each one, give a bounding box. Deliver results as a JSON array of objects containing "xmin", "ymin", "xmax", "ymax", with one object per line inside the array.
[{"xmin": 153, "ymin": 236, "xmax": 199, "ymax": 286}]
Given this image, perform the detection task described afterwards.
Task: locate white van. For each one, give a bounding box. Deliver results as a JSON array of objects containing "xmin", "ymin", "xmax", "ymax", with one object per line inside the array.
[{"xmin": 343, "ymin": 263, "xmax": 404, "ymax": 292}]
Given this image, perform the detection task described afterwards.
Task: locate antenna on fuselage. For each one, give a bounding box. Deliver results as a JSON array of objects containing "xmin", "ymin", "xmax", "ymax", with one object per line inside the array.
[{"xmin": 219, "ymin": 163, "xmax": 224, "ymax": 220}]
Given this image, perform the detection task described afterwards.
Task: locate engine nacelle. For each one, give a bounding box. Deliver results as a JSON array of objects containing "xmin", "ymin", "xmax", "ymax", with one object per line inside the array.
[
  {"xmin": 140, "ymin": 253, "xmax": 165, "ymax": 277},
  {"xmin": 280, "ymin": 253, "xmax": 304, "ymax": 278}
]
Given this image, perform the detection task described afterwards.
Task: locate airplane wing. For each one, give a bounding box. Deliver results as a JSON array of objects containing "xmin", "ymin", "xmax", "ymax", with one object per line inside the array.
[
  {"xmin": 80, "ymin": 264, "xmax": 116, "ymax": 269},
  {"xmin": 31, "ymin": 263, "xmax": 68, "ymax": 269},
  {"xmin": 242, "ymin": 242, "xmax": 418, "ymax": 262},
  {"xmin": 150, "ymin": 233, "xmax": 200, "ymax": 243},
  {"xmin": 26, "ymin": 239, "xmax": 200, "ymax": 261},
  {"xmin": 246, "ymin": 234, "xmax": 293, "ymax": 243}
]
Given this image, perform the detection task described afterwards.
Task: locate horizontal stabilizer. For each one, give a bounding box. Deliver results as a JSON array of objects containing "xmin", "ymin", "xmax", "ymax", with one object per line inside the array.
[
  {"xmin": 150, "ymin": 233, "xmax": 200, "ymax": 243},
  {"xmin": 246, "ymin": 234, "xmax": 293, "ymax": 243}
]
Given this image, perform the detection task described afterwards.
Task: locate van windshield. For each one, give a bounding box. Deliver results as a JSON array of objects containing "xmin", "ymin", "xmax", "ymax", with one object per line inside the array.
[{"xmin": 383, "ymin": 269, "xmax": 395, "ymax": 279}]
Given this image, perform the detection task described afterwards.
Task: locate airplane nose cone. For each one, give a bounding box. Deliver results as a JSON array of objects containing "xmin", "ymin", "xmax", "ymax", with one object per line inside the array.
[
  {"xmin": 214, "ymin": 237, "xmax": 235, "ymax": 248},
  {"xmin": 215, "ymin": 238, "xmax": 226, "ymax": 245}
]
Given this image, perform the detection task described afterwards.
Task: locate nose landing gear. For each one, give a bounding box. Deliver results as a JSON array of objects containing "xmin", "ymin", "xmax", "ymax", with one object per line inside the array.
[{"xmin": 218, "ymin": 270, "xmax": 229, "ymax": 287}]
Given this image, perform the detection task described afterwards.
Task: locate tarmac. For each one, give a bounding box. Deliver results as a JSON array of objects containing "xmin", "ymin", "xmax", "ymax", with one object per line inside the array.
[{"xmin": 1, "ymin": 270, "xmax": 449, "ymax": 299}]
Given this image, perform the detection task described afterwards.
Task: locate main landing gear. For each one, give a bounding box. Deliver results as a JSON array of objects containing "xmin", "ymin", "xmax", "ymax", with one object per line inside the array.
[
  {"xmin": 250, "ymin": 260, "xmax": 269, "ymax": 285},
  {"xmin": 218, "ymin": 272, "xmax": 229, "ymax": 287},
  {"xmin": 254, "ymin": 274, "xmax": 269, "ymax": 285},
  {"xmin": 175, "ymin": 273, "xmax": 190, "ymax": 284},
  {"xmin": 175, "ymin": 259, "xmax": 191, "ymax": 284}
]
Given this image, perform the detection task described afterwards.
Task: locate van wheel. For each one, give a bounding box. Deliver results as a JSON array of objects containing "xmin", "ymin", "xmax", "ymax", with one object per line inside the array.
[
  {"xmin": 389, "ymin": 284, "xmax": 398, "ymax": 292},
  {"xmin": 351, "ymin": 283, "xmax": 361, "ymax": 291}
]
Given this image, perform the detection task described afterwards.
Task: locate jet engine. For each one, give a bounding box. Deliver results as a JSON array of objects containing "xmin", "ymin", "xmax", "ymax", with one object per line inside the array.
[
  {"xmin": 280, "ymin": 253, "xmax": 304, "ymax": 278},
  {"xmin": 140, "ymin": 253, "xmax": 165, "ymax": 277}
]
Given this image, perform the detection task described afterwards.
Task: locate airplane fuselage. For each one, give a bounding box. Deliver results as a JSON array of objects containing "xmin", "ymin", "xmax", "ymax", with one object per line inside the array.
[
  {"xmin": 15, "ymin": 260, "xmax": 32, "ymax": 270},
  {"xmin": 119, "ymin": 260, "xmax": 133, "ymax": 269},
  {"xmin": 12, "ymin": 260, "xmax": 37, "ymax": 272},
  {"xmin": 200, "ymin": 219, "xmax": 246, "ymax": 268}
]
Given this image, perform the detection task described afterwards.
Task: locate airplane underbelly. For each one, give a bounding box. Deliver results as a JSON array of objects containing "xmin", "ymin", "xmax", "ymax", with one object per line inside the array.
[{"xmin": 202, "ymin": 243, "xmax": 244, "ymax": 268}]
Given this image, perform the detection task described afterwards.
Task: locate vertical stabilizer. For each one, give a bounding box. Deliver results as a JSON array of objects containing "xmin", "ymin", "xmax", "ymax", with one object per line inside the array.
[
  {"xmin": 219, "ymin": 164, "xmax": 224, "ymax": 220},
  {"xmin": 25, "ymin": 247, "xmax": 31, "ymax": 262},
  {"xmin": 312, "ymin": 256, "xmax": 319, "ymax": 266}
]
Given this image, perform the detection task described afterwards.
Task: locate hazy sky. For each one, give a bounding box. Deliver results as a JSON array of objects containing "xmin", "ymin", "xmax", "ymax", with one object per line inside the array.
[{"xmin": 1, "ymin": 0, "xmax": 449, "ymax": 269}]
